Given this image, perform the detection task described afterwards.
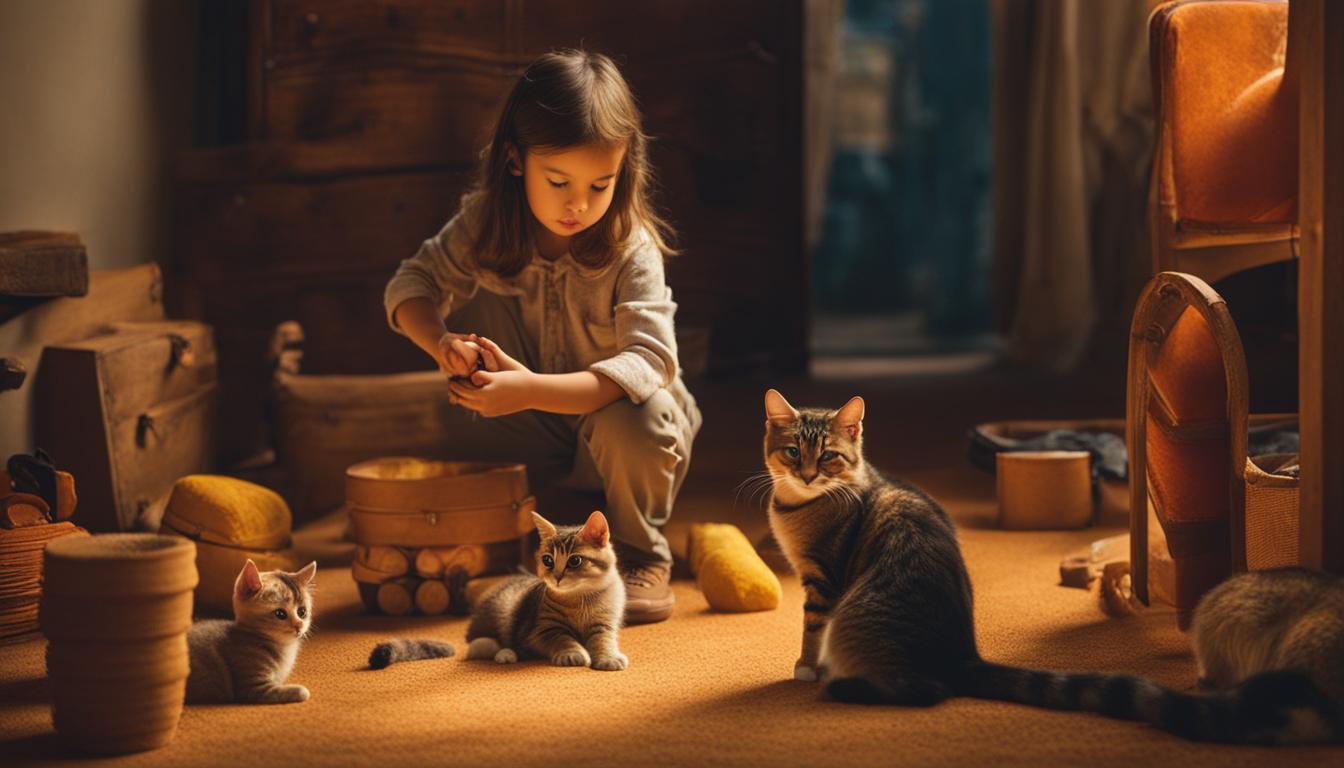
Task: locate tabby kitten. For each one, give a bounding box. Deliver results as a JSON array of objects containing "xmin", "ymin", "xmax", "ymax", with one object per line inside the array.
[
  {"xmin": 763, "ymin": 389, "xmax": 1337, "ymax": 744},
  {"xmin": 186, "ymin": 559, "xmax": 316, "ymax": 704},
  {"xmin": 1188, "ymin": 568, "xmax": 1343, "ymax": 743},
  {"xmin": 467, "ymin": 511, "xmax": 627, "ymax": 670},
  {"xmin": 368, "ymin": 511, "xmax": 627, "ymax": 671}
]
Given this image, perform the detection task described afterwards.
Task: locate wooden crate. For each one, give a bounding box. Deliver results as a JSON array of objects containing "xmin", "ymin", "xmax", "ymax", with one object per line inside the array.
[{"xmin": 35, "ymin": 322, "xmax": 219, "ymax": 532}]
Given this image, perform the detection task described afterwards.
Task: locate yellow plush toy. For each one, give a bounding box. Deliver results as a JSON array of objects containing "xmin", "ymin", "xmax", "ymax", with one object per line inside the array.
[{"xmin": 687, "ymin": 523, "xmax": 781, "ymax": 612}]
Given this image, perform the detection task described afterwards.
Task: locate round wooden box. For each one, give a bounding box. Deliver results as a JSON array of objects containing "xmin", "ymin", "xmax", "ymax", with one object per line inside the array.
[{"xmin": 345, "ymin": 458, "xmax": 534, "ymax": 615}]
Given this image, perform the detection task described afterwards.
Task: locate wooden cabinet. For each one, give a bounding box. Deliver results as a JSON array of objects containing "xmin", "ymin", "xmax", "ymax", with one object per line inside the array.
[{"xmin": 175, "ymin": 0, "xmax": 805, "ymax": 462}]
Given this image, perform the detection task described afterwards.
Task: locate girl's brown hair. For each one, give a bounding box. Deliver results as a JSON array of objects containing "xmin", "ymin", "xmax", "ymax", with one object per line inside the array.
[{"xmin": 470, "ymin": 49, "xmax": 676, "ymax": 276}]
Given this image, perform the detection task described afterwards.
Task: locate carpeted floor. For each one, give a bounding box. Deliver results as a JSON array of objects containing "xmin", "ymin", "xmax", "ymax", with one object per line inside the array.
[{"xmin": 2, "ymin": 369, "xmax": 1340, "ymax": 766}]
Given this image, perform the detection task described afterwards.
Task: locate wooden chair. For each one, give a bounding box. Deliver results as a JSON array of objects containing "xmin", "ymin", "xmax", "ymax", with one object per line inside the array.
[
  {"xmin": 1140, "ymin": 0, "xmax": 1344, "ymax": 590},
  {"xmin": 1128, "ymin": 272, "xmax": 1247, "ymax": 628}
]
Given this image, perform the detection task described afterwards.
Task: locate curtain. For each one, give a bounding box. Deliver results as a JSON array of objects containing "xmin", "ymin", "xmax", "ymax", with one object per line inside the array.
[{"xmin": 994, "ymin": 0, "xmax": 1159, "ymax": 371}]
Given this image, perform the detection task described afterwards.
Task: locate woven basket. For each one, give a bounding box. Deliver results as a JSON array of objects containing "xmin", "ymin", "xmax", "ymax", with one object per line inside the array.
[{"xmin": 1243, "ymin": 453, "xmax": 1300, "ymax": 570}]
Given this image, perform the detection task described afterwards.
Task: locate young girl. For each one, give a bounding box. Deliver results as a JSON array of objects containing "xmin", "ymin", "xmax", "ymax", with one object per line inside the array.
[{"xmin": 383, "ymin": 50, "xmax": 700, "ymax": 624}]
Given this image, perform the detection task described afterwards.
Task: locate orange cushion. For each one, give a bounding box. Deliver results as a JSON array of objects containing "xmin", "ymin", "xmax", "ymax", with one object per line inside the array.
[
  {"xmin": 1149, "ymin": 307, "xmax": 1226, "ymax": 422},
  {"xmin": 1147, "ymin": 412, "xmax": 1229, "ymax": 524},
  {"xmin": 1155, "ymin": 1, "xmax": 1296, "ymax": 225},
  {"xmin": 1146, "ymin": 306, "xmax": 1229, "ymax": 525}
]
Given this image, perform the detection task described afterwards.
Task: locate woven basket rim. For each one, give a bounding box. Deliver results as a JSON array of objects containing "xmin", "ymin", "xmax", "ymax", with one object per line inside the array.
[{"xmin": 44, "ymin": 533, "xmax": 192, "ymax": 562}]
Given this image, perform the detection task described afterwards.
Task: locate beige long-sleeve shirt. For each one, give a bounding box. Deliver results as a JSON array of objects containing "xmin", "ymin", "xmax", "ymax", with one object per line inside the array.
[{"xmin": 384, "ymin": 195, "xmax": 689, "ymax": 407}]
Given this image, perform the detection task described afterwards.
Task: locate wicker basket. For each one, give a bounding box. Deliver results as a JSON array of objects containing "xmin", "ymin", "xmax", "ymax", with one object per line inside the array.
[{"xmin": 1243, "ymin": 453, "xmax": 1300, "ymax": 570}]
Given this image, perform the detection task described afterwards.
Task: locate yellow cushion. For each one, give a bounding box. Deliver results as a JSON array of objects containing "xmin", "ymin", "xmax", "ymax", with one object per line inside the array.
[
  {"xmin": 160, "ymin": 475, "xmax": 291, "ymax": 551},
  {"xmin": 688, "ymin": 523, "xmax": 781, "ymax": 613}
]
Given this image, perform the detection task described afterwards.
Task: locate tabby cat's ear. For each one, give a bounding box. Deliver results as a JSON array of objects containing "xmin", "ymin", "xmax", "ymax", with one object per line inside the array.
[
  {"xmin": 294, "ymin": 561, "xmax": 317, "ymax": 585},
  {"xmin": 580, "ymin": 510, "xmax": 610, "ymax": 548},
  {"xmin": 236, "ymin": 559, "xmax": 263, "ymax": 600},
  {"xmin": 531, "ymin": 511, "xmax": 558, "ymax": 539},
  {"xmin": 764, "ymin": 389, "xmax": 799, "ymax": 426},
  {"xmin": 835, "ymin": 396, "xmax": 865, "ymax": 439}
]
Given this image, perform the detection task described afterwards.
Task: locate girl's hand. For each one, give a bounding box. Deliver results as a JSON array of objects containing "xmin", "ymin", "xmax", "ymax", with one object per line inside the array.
[
  {"xmin": 448, "ymin": 370, "xmax": 535, "ymax": 418},
  {"xmin": 475, "ymin": 336, "xmax": 529, "ymax": 374},
  {"xmin": 438, "ymin": 332, "xmax": 484, "ymax": 378}
]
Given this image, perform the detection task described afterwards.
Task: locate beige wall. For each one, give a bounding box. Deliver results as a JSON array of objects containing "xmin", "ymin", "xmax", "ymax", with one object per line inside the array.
[
  {"xmin": 0, "ymin": 0, "xmax": 195, "ymax": 458},
  {"xmin": 0, "ymin": 0, "xmax": 194, "ymax": 270}
]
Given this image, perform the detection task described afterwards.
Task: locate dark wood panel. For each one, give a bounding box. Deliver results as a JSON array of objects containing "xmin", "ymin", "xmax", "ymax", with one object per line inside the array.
[
  {"xmin": 261, "ymin": 65, "xmax": 513, "ymax": 165},
  {"xmin": 174, "ymin": 166, "xmax": 473, "ymax": 281},
  {"xmin": 263, "ymin": 0, "xmax": 508, "ymax": 66},
  {"xmin": 517, "ymin": 0, "xmax": 794, "ymax": 61}
]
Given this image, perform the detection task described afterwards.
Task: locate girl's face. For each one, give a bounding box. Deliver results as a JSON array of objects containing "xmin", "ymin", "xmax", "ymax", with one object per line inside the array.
[{"xmin": 513, "ymin": 143, "xmax": 626, "ymax": 248}]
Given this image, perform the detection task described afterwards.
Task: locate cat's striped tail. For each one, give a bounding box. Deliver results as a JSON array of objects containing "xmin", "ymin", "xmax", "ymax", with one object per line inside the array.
[
  {"xmin": 368, "ymin": 639, "xmax": 456, "ymax": 670},
  {"xmin": 956, "ymin": 661, "xmax": 1339, "ymax": 745}
]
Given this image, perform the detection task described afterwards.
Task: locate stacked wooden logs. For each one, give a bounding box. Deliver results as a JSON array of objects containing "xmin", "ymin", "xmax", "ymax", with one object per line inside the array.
[{"xmin": 352, "ymin": 542, "xmax": 519, "ymax": 616}]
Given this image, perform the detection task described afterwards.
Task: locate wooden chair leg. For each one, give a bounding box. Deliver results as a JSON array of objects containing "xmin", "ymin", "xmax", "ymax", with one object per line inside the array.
[{"xmin": 1295, "ymin": 0, "xmax": 1344, "ymax": 573}]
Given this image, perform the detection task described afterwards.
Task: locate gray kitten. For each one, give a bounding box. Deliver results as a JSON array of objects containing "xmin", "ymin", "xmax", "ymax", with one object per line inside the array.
[
  {"xmin": 186, "ymin": 559, "xmax": 317, "ymax": 704},
  {"xmin": 468, "ymin": 511, "xmax": 627, "ymax": 670}
]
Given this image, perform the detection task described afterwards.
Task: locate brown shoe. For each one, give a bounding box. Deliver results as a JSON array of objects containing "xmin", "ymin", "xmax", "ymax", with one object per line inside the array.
[{"xmin": 621, "ymin": 558, "xmax": 675, "ymax": 625}]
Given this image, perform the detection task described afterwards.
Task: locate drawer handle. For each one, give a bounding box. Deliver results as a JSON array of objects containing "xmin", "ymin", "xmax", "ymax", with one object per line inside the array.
[
  {"xmin": 168, "ymin": 334, "xmax": 194, "ymax": 370},
  {"xmin": 136, "ymin": 414, "xmax": 158, "ymax": 448}
]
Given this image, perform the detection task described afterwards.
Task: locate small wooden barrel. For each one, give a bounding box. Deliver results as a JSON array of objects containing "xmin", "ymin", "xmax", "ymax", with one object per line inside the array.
[{"xmin": 41, "ymin": 533, "xmax": 197, "ymax": 754}]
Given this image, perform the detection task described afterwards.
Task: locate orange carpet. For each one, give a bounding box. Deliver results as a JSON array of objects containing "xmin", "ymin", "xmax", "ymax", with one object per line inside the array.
[
  {"xmin": 2, "ymin": 373, "xmax": 1340, "ymax": 766},
  {"xmin": 4, "ymin": 515, "xmax": 1341, "ymax": 765}
]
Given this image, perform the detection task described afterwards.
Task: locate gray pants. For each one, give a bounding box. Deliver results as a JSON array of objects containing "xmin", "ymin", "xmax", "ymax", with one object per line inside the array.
[{"xmin": 438, "ymin": 291, "xmax": 701, "ymax": 562}]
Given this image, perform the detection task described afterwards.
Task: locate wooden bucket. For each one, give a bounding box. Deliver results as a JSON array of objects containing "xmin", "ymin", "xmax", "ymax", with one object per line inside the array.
[{"xmin": 40, "ymin": 533, "xmax": 197, "ymax": 754}]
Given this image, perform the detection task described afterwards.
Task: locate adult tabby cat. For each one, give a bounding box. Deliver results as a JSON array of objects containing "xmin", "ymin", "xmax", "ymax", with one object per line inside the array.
[
  {"xmin": 186, "ymin": 559, "xmax": 317, "ymax": 704},
  {"xmin": 369, "ymin": 511, "xmax": 627, "ymax": 671},
  {"xmin": 762, "ymin": 389, "xmax": 1338, "ymax": 745}
]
